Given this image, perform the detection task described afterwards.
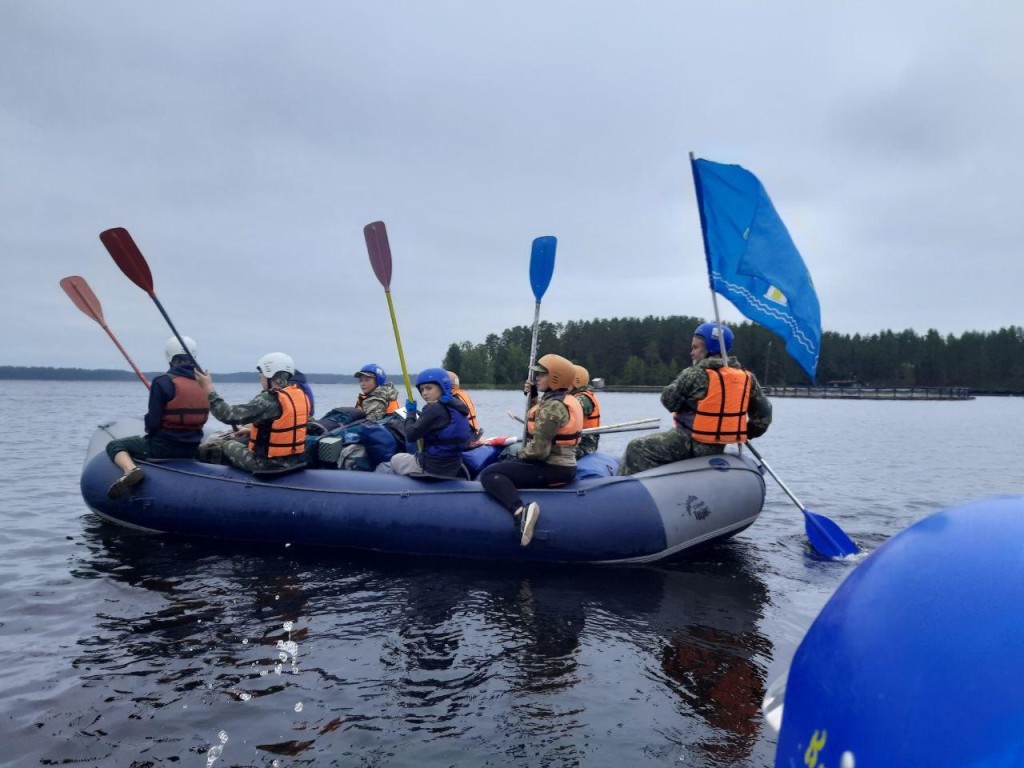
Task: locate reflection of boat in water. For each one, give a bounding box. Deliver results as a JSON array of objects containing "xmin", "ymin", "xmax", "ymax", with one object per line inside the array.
[
  {"xmin": 765, "ymin": 496, "xmax": 1024, "ymax": 768},
  {"xmin": 75, "ymin": 521, "xmax": 774, "ymax": 764},
  {"xmin": 79, "ymin": 418, "xmax": 766, "ymax": 565}
]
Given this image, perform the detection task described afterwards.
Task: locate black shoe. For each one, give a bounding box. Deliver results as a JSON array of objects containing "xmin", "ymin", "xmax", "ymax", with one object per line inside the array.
[{"xmin": 107, "ymin": 466, "xmax": 145, "ymax": 499}]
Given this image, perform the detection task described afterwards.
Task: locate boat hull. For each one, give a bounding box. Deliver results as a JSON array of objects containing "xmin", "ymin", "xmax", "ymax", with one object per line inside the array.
[{"xmin": 81, "ymin": 419, "xmax": 766, "ymax": 564}]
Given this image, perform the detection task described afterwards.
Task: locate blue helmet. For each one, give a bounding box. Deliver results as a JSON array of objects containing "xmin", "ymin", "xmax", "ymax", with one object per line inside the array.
[
  {"xmin": 353, "ymin": 363, "xmax": 386, "ymax": 387},
  {"xmin": 415, "ymin": 367, "xmax": 453, "ymax": 403},
  {"xmin": 693, "ymin": 322, "xmax": 734, "ymax": 355}
]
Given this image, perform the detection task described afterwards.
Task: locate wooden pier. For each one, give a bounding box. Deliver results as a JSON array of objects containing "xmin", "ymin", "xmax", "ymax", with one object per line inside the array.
[{"xmin": 762, "ymin": 385, "xmax": 973, "ymax": 400}]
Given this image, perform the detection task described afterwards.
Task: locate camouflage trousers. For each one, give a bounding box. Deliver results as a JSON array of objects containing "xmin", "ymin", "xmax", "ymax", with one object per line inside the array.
[
  {"xmin": 219, "ymin": 438, "xmax": 306, "ymax": 474},
  {"xmin": 575, "ymin": 433, "xmax": 600, "ymax": 459},
  {"xmin": 616, "ymin": 428, "xmax": 723, "ymax": 476}
]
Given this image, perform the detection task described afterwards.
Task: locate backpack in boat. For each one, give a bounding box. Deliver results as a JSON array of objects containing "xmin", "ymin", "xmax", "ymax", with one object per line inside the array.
[
  {"xmin": 305, "ymin": 407, "xmax": 366, "ymax": 466},
  {"xmin": 318, "ymin": 416, "xmax": 406, "ymax": 470}
]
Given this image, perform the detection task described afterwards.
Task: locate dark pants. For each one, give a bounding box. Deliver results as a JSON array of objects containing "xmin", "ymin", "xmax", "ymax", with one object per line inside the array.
[
  {"xmin": 105, "ymin": 435, "xmax": 199, "ymax": 462},
  {"xmin": 478, "ymin": 459, "xmax": 576, "ymax": 514}
]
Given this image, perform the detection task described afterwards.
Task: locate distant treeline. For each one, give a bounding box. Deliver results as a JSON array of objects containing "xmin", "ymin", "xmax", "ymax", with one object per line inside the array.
[
  {"xmin": 9, "ymin": 319, "xmax": 1024, "ymax": 392},
  {"xmin": 441, "ymin": 316, "xmax": 1024, "ymax": 393}
]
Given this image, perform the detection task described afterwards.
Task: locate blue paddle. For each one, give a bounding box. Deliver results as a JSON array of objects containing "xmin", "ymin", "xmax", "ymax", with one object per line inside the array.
[
  {"xmin": 523, "ymin": 236, "xmax": 557, "ymax": 440},
  {"xmin": 746, "ymin": 443, "xmax": 860, "ymax": 558}
]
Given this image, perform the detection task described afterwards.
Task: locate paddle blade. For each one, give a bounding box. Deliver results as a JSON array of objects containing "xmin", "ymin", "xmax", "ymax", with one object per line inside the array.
[
  {"xmin": 803, "ymin": 508, "xmax": 860, "ymax": 558},
  {"xmin": 60, "ymin": 275, "xmax": 105, "ymax": 325},
  {"xmin": 364, "ymin": 221, "xmax": 393, "ymax": 290},
  {"xmin": 99, "ymin": 228, "xmax": 155, "ymax": 294},
  {"xmin": 529, "ymin": 236, "xmax": 557, "ymax": 301}
]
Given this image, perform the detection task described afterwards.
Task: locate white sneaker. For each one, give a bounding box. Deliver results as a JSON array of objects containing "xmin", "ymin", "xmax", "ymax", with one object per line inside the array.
[{"xmin": 519, "ymin": 502, "xmax": 540, "ymax": 547}]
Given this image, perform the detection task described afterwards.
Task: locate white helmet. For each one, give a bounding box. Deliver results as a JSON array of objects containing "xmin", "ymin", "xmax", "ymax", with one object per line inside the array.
[
  {"xmin": 164, "ymin": 335, "xmax": 198, "ymax": 364},
  {"xmin": 256, "ymin": 352, "xmax": 295, "ymax": 379}
]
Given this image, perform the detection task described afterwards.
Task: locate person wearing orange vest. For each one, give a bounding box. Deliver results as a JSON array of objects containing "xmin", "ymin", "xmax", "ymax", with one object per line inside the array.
[
  {"xmin": 617, "ymin": 322, "xmax": 772, "ymax": 476},
  {"xmin": 447, "ymin": 370, "xmax": 483, "ymax": 441},
  {"xmin": 352, "ymin": 363, "xmax": 400, "ymax": 422},
  {"xmin": 195, "ymin": 352, "xmax": 311, "ymax": 474},
  {"xmin": 479, "ymin": 353, "xmax": 584, "ymax": 546},
  {"xmin": 571, "ymin": 364, "xmax": 601, "ymax": 458},
  {"xmin": 106, "ymin": 335, "xmax": 211, "ymax": 499}
]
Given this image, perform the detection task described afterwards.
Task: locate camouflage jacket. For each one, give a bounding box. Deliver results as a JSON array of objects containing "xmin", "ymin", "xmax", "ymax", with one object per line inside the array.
[
  {"xmin": 207, "ymin": 389, "xmax": 282, "ymax": 426},
  {"xmin": 661, "ymin": 356, "xmax": 772, "ymax": 438},
  {"xmin": 574, "ymin": 387, "xmax": 600, "ymax": 458},
  {"xmin": 520, "ymin": 395, "xmax": 577, "ymax": 468},
  {"xmin": 356, "ymin": 382, "xmax": 400, "ymax": 422}
]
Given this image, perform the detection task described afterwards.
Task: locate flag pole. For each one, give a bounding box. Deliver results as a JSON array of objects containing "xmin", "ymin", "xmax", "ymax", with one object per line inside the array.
[
  {"xmin": 688, "ymin": 151, "xmax": 859, "ymax": 558},
  {"xmin": 689, "ymin": 151, "xmax": 730, "ymax": 365}
]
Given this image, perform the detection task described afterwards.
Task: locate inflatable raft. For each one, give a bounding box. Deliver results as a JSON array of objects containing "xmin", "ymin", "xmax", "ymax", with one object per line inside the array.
[
  {"xmin": 764, "ymin": 495, "xmax": 1024, "ymax": 767},
  {"xmin": 79, "ymin": 418, "xmax": 766, "ymax": 565}
]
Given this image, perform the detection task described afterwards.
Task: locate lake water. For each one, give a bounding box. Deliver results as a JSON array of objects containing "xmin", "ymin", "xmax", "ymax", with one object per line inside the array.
[{"xmin": 2, "ymin": 380, "xmax": 1022, "ymax": 767}]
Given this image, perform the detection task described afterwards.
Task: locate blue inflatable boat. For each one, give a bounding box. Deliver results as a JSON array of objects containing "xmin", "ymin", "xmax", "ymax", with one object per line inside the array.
[
  {"xmin": 80, "ymin": 418, "xmax": 767, "ymax": 564},
  {"xmin": 764, "ymin": 495, "xmax": 1024, "ymax": 767}
]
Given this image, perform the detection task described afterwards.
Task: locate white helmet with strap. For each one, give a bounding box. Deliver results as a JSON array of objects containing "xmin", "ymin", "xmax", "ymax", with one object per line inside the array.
[
  {"xmin": 256, "ymin": 352, "xmax": 295, "ymax": 379},
  {"xmin": 164, "ymin": 335, "xmax": 197, "ymax": 364}
]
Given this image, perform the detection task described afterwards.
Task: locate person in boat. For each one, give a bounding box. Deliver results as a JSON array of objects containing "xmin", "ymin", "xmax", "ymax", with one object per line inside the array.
[
  {"xmin": 571, "ymin": 364, "xmax": 601, "ymax": 458},
  {"xmin": 447, "ymin": 370, "xmax": 483, "ymax": 441},
  {"xmin": 195, "ymin": 352, "xmax": 311, "ymax": 474},
  {"xmin": 376, "ymin": 368, "xmax": 473, "ymax": 478},
  {"xmin": 617, "ymin": 322, "xmax": 772, "ymax": 475},
  {"xmin": 292, "ymin": 369, "xmax": 315, "ymax": 415},
  {"xmin": 352, "ymin": 363, "xmax": 400, "ymax": 422},
  {"xmin": 478, "ymin": 353, "xmax": 584, "ymax": 547},
  {"xmin": 105, "ymin": 335, "xmax": 210, "ymax": 499}
]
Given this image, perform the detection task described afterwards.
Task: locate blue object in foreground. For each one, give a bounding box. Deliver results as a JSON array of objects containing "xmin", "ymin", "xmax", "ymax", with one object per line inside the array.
[{"xmin": 772, "ymin": 496, "xmax": 1024, "ymax": 767}]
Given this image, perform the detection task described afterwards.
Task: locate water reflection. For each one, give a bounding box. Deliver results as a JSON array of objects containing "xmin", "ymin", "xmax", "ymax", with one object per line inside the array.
[{"xmin": 66, "ymin": 518, "xmax": 773, "ymax": 766}]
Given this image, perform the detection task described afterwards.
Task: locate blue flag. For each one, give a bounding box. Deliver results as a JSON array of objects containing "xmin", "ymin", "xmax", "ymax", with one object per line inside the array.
[{"xmin": 691, "ymin": 158, "xmax": 822, "ymax": 381}]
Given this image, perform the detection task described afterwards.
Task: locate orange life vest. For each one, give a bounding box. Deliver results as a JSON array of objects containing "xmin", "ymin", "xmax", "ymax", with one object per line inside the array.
[
  {"xmin": 527, "ymin": 390, "xmax": 584, "ymax": 447},
  {"xmin": 249, "ymin": 385, "xmax": 311, "ymax": 458},
  {"xmin": 575, "ymin": 388, "xmax": 601, "ymax": 431},
  {"xmin": 356, "ymin": 391, "xmax": 399, "ymax": 414},
  {"xmin": 675, "ymin": 366, "xmax": 752, "ymax": 444},
  {"xmin": 160, "ymin": 375, "xmax": 210, "ymax": 431},
  {"xmin": 452, "ymin": 388, "xmax": 480, "ymax": 437}
]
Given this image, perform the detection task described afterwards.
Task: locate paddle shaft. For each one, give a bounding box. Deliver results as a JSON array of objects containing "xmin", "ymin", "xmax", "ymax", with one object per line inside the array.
[
  {"xmin": 745, "ymin": 443, "xmax": 805, "ymax": 509},
  {"xmin": 507, "ymin": 410, "xmax": 659, "ymax": 431},
  {"xmin": 522, "ymin": 300, "xmax": 543, "ymax": 440},
  {"xmin": 100, "ymin": 324, "xmax": 150, "ymax": 389},
  {"xmin": 150, "ymin": 294, "xmax": 201, "ymax": 372},
  {"xmin": 384, "ymin": 290, "xmax": 415, "ymax": 403}
]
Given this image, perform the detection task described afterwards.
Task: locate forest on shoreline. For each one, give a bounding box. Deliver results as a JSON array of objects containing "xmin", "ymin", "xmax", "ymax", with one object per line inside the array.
[
  {"xmin": 441, "ymin": 316, "xmax": 1024, "ymax": 393},
  {"xmin": 8, "ymin": 316, "xmax": 1024, "ymax": 392}
]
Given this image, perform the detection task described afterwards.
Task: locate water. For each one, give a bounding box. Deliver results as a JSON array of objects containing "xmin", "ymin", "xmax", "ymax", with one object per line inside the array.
[{"xmin": 2, "ymin": 381, "xmax": 1022, "ymax": 767}]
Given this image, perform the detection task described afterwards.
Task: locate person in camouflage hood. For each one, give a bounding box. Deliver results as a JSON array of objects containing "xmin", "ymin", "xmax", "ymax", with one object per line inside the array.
[
  {"xmin": 571, "ymin": 364, "xmax": 601, "ymax": 459},
  {"xmin": 352, "ymin": 363, "xmax": 400, "ymax": 422},
  {"xmin": 617, "ymin": 323, "xmax": 772, "ymax": 476}
]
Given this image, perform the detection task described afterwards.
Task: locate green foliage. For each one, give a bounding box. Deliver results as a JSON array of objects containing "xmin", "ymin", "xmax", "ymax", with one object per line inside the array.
[{"xmin": 442, "ymin": 319, "xmax": 1024, "ymax": 392}]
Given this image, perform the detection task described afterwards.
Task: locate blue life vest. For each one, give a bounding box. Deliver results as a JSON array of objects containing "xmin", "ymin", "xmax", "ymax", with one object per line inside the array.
[{"xmin": 423, "ymin": 403, "xmax": 472, "ymax": 458}]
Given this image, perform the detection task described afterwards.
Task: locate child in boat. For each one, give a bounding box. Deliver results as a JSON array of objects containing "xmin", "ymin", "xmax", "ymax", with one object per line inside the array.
[
  {"xmin": 106, "ymin": 335, "xmax": 209, "ymax": 499},
  {"xmin": 478, "ymin": 353, "xmax": 583, "ymax": 546},
  {"xmin": 447, "ymin": 370, "xmax": 483, "ymax": 441},
  {"xmin": 194, "ymin": 352, "xmax": 311, "ymax": 474},
  {"xmin": 571, "ymin": 364, "xmax": 601, "ymax": 458},
  {"xmin": 377, "ymin": 368, "xmax": 472, "ymax": 478},
  {"xmin": 352, "ymin": 363, "xmax": 400, "ymax": 422}
]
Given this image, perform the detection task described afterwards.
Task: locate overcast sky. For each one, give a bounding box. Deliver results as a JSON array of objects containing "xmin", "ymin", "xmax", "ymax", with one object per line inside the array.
[{"xmin": 4, "ymin": 1, "xmax": 1021, "ymax": 375}]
